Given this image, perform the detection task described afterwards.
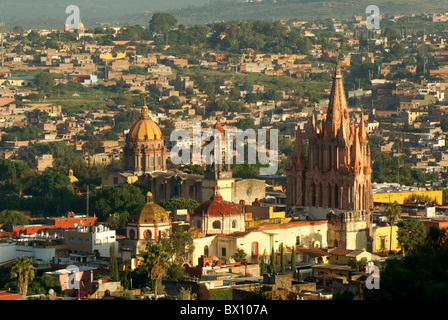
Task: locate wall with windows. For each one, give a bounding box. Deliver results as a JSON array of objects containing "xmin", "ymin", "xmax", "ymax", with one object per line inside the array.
[{"xmin": 188, "ymin": 220, "xmax": 328, "ymax": 266}]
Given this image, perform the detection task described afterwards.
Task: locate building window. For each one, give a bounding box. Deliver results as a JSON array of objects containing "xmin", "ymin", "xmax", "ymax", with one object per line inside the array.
[
  {"xmin": 232, "ymin": 220, "xmax": 237, "ymax": 229},
  {"xmin": 212, "ymin": 220, "xmax": 221, "ymax": 229},
  {"xmin": 69, "ymin": 237, "xmax": 75, "ymax": 244},
  {"xmin": 296, "ymin": 235, "xmax": 301, "ymax": 246},
  {"xmin": 129, "ymin": 229, "xmax": 136, "ymax": 240},
  {"xmin": 204, "ymin": 245, "xmax": 209, "ymax": 257},
  {"xmin": 251, "ymin": 242, "xmax": 259, "ymax": 256},
  {"xmin": 380, "ymin": 236, "xmax": 386, "ymax": 251},
  {"xmin": 221, "ymin": 247, "xmax": 226, "ymax": 257},
  {"xmin": 113, "ymin": 177, "xmax": 118, "ymax": 185},
  {"xmin": 145, "ymin": 230, "xmax": 152, "ymax": 240},
  {"xmin": 196, "ymin": 219, "xmax": 201, "ymax": 229},
  {"xmin": 78, "ymin": 238, "xmax": 83, "ymax": 244}
]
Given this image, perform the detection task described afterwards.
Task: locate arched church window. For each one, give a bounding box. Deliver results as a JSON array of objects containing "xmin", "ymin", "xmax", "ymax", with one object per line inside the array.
[
  {"xmin": 145, "ymin": 230, "xmax": 152, "ymax": 240},
  {"xmin": 232, "ymin": 220, "xmax": 237, "ymax": 228},
  {"xmin": 212, "ymin": 220, "xmax": 221, "ymax": 229},
  {"xmin": 129, "ymin": 229, "xmax": 136, "ymax": 240},
  {"xmin": 150, "ymin": 144, "xmax": 154, "ymax": 149}
]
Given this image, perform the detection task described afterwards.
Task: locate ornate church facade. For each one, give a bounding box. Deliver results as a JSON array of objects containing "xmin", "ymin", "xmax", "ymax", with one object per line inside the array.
[
  {"xmin": 102, "ymin": 105, "xmax": 265, "ymax": 205},
  {"xmin": 286, "ymin": 63, "xmax": 373, "ymax": 217}
]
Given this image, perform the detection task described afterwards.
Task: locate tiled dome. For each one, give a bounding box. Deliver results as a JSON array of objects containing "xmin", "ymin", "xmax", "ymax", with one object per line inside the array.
[{"xmin": 127, "ymin": 104, "xmax": 163, "ymax": 141}]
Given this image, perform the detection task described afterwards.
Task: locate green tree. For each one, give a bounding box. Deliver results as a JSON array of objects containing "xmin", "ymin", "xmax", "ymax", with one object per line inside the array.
[
  {"xmin": 34, "ymin": 71, "xmax": 54, "ymax": 92},
  {"xmin": 291, "ymin": 246, "xmax": 296, "ymax": 279},
  {"xmin": 159, "ymin": 228, "xmax": 195, "ymax": 264},
  {"xmin": 232, "ymin": 249, "xmax": 248, "ymax": 263},
  {"xmin": 280, "ymin": 244, "xmax": 285, "ymax": 274},
  {"xmin": 0, "ymin": 210, "xmax": 29, "ymax": 231},
  {"xmin": 109, "ymin": 243, "xmax": 119, "ymax": 281},
  {"xmin": 260, "ymin": 257, "xmax": 267, "ymax": 275},
  {"xmin": 158, "ymin": 197, "xmax": 199, "ymax": 213},
  {"xmin": 103, "ymin": 130, "xmax": 119, "ymax": 141},
  {"xmin": 384, "ymin": 202, "xmax": 402, "ymax": 254},
  {"xmin": 270, "ymin": 248, "xmax": 275, "ymax": 274},
  {"xmin": 378, "ymin": 243, "xmax": 448, "ymax": 299},
  {"xmin": 426, "ymin": 226, "xmax": 448, "ymax": 248},
  {"xmin": 83, "ymin": 134, "xmax": 103, "ymax": 156},
  {"xmin": 441, "ymin": 118, "xmax": 448, "ymax": 132},
  {"xmin": 10, "ymin": 256, "xmax": 36, "ymax": 300},
  {"xmin": 397, "ymin": 218, "xmax": 426, "ymax": 255},
  {"xmin": 27, "ymin": 275, "xmax": 62, "ymax": 296},
  {"xmin": 91, "ymin": 184, "xmax": 146, "ymax": 221},
  {"xmin": 139, "ymin": 242, "xmax": 171, "ymax": 300},
  {"xmin": 237, "ymin": 117, "xmax": 257, "ymax": 131},
  {"xmin": 149, "ymin": 13, "xmax": 177, "ymax": 35},
  {"xmin": 12, "ymin": 26, "xmax": 24, "ymax": 34},
  {"xmin": 106, "ymin": 211, "xmax": 129, "ymax": 235}
]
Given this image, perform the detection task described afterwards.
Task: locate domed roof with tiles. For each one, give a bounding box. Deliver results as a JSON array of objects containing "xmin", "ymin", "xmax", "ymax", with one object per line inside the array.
[
  {"xmin": 130, "ymin": 192, "xmax": 169, "ymax": 223},
  {"xmin": 193, "ymin": 188, "xmax": 241, "ymax": 217},
  {"xmin": 127, "ymin": 103, "xmax": 163, "ymax": 141}
]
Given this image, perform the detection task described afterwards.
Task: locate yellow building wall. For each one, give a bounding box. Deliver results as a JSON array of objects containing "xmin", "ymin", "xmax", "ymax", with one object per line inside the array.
[
  {"xmin": 373, "ymin": 225, "xmax": 401, "ymax": 253},
  {"xmin": 373, "ymin": 190, "xmax": 443, "ymax": 205},
  {"xmin": 269, "ymin": 210, "xmax": 286, "ymax": 219},
  {"xmin": 100, "ymin": 52, "xmax": 127, "ymax": 60}
]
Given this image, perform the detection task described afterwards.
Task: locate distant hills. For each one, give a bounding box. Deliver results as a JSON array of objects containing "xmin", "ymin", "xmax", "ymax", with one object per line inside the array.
[{"xmin": 1, "ymin": 0, "xmax": 448, "ymax": 30}]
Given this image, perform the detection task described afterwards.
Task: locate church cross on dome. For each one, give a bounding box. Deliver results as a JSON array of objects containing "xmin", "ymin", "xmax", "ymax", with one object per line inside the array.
[
  {"xmin": 141, "ymin": 98, "xmax": 149, "ymax": 118},
  {"xmin": 210, "ymin": 186, "xmax": 224, "ymax": 201}
]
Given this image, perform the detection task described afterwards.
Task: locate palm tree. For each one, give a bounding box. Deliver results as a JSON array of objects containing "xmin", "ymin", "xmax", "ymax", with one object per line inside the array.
[
  {"xmin": 384, "ymin": 201, "xmax": 402, "ymax": 254},
  {"xmin": 139, "ymin": 242, "xmax": 170, "ymax": 300},
  {"xmin": 10, "ymin": 256, "xmax": 36, "ymax": 300}
]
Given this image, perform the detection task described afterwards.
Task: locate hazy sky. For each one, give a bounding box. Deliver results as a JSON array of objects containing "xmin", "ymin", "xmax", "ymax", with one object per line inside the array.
[{"xmin": 0, "ymin": 0, "xmax": 218, "ymax": 28}]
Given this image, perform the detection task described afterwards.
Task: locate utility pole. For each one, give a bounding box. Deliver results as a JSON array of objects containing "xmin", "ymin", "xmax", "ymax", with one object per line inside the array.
[
  {"xmin": 0, "ymin": 22, "xmax": 5, "ymax": 68},
  {"xmin": 86, "ymin": 184, "xmax": 89, "ymax": 217}
]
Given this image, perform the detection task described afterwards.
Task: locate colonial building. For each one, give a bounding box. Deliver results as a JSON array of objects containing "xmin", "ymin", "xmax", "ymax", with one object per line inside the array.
[
  {"xmin": 123, "ymin": 102, "xmax": 168, "ymax": 173},
  {"xmin": 286, "ymin": 63, "xmax": 374, "ymax": 251},
  {"xmin": 190, "ymin": 187, "xmax": 246, "ymax": 236},
  {"xmin": 120, "ymin": 192, "xmax": 172, "ymax": 260},
  {"xmin": 187, "ymin": 218, "xmax": 328, "ymax": 266},
  {"xmin": 102, "ymin": 111, "xmax": 265, "ymax": 205},
  {"xmin": 286, "ymin": 63, "xmax": 373, "ymax": 218}
]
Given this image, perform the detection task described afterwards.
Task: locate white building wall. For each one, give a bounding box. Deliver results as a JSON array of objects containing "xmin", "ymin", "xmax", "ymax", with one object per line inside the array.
[
  {"xmin": 0, "ymin": 243, "xmax": 16, "ymax": 266},
  {"xmin": 5, "ymin": 243, "xmax": 56, "ymax": 265},
  {"xmin": 92, "ymin": 229, "xmax": 117, "ymax": 258},
  {"xmin": 190, "ymin": 236, "xmax": 216, "ymax": 266}
]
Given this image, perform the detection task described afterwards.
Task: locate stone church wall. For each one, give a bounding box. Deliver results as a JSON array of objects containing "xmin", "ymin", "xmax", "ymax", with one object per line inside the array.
[{"xmin": 233, "ymin": 179, "xmax": 266, "ymax": 204}]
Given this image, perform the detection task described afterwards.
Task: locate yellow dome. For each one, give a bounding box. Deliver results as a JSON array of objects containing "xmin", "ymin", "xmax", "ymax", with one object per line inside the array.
[
  {"xmin": 127, "ymin": 105, "xmax": 163, "ymax": 141},
  {"xmin": 130, "ymin": 192, "xmax": 169, "ymax": 223},
  {"xmin": 131, "ymin": 202, "xmax": 169, "ymax": 223}
]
